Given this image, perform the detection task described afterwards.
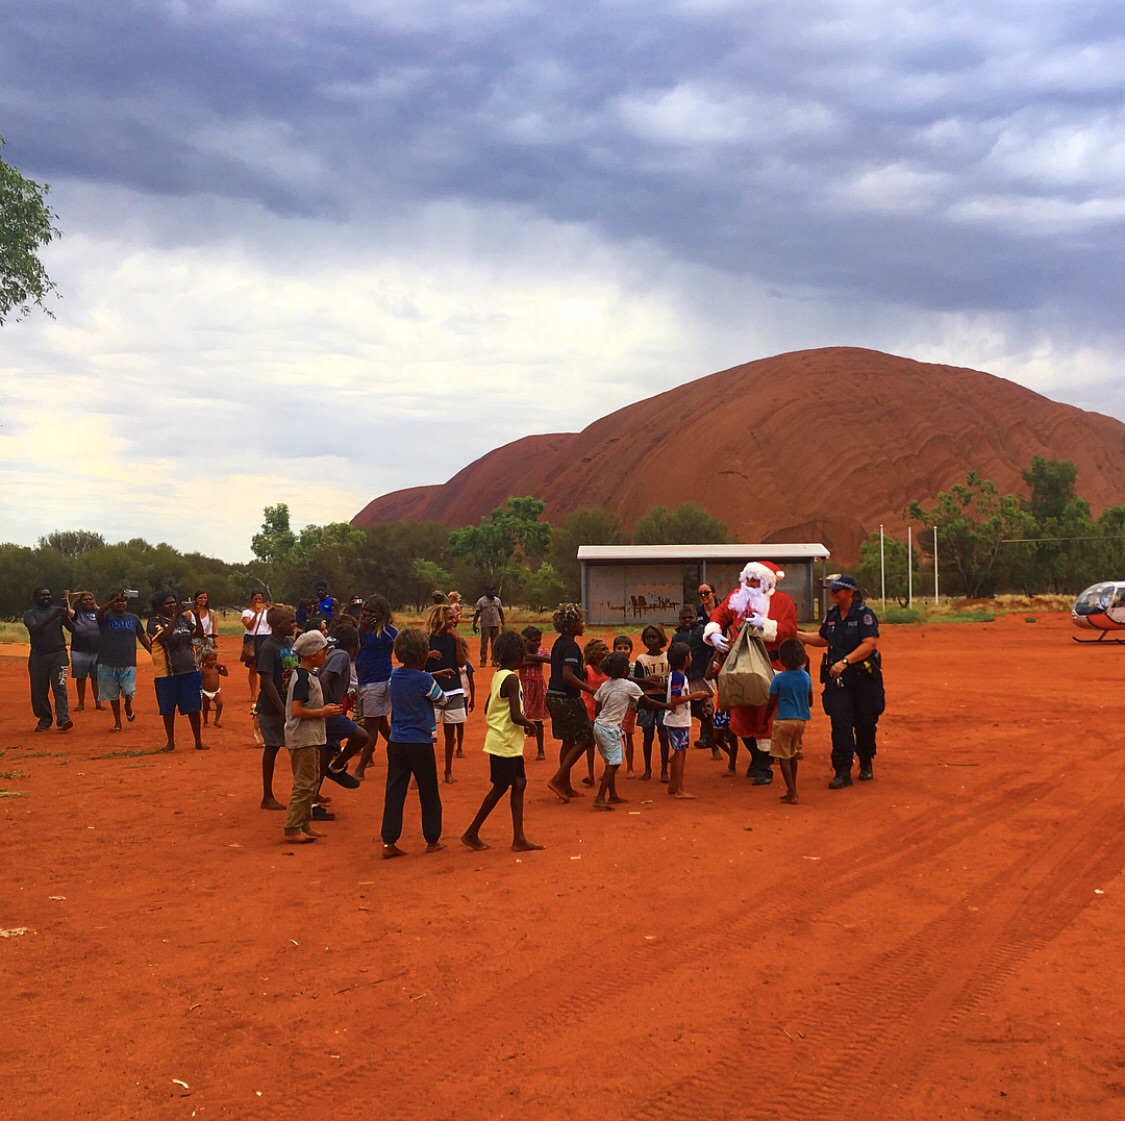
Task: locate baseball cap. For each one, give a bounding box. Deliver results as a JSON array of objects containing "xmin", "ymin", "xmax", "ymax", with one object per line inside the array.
[
  {"xmin": 293, "ymin": 630, "xmax": 328, "ymax": 656},
  {"xmin": 827, "ymin": 574, "xmax": 859, "ymax": 592}
]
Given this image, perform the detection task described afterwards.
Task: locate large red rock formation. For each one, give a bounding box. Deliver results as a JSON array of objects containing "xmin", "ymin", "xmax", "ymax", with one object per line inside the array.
[{"xmin": 352, "ymin": 347, "xmax": 1125, "ymax": 559}]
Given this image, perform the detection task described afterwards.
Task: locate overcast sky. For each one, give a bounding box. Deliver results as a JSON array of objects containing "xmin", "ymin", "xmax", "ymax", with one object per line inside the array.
[{"xmin": 2, "ymin": 0, "xmax": 1123, "ymax": 560}]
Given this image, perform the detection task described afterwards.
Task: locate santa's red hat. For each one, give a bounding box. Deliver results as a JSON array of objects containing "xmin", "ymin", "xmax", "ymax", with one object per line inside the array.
[{"xmin": 739, "ymin": 561, "xmax": 785, "ymax": 592}]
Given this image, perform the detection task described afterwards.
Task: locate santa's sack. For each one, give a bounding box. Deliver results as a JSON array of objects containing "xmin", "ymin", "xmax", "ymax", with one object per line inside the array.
[{"xmin": 717, "ymin": 624, "xmax": 774, "ymax": 708}]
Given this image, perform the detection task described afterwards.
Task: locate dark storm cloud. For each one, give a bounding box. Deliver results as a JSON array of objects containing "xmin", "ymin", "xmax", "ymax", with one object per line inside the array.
[{"xmin": 4, "ymin": 1, "xmax": 1124, "ymax": 326}]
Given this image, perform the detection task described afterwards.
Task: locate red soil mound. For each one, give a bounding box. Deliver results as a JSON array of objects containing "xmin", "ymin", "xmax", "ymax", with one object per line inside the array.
[{"xmin": 353, "ymin": 347, "xmax": 1125, "ymax": 558}]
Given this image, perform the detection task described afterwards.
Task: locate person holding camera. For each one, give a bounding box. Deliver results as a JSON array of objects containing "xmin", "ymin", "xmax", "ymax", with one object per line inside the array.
[
  {"xmin": 23, "ymin": 587, "xmax": 75, "ymax": 732},
  {"xmin": 796, "ymin": 574, "xmax": 884, "ymax": 789}
]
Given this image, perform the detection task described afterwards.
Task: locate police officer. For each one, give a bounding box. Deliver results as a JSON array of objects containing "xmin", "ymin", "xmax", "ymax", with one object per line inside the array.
[{"xmin": 797, "ymin": 574, "xmax": 884, "ymax": 788}]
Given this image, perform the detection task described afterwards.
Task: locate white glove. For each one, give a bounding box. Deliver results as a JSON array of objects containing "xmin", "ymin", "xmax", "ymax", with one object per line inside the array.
[{"xmin": 703, "ymin": 622, "xmax": 729, "ymax": 652}]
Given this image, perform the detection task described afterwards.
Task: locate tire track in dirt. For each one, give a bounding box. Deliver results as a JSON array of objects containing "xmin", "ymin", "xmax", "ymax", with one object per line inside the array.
[
  {"xmin": 252, "ymin": 772, "xmax": 1058, "ymax": 1120},
  {"xmin": 624, "ymin": 790, "xmax": 1125, "ymax": 1121}
]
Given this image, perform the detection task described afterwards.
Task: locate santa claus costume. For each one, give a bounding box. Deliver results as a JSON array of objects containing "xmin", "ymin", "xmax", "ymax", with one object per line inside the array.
[{"xmin": 703, "ymin": 561, "xmax": 798, "ymax": 783}]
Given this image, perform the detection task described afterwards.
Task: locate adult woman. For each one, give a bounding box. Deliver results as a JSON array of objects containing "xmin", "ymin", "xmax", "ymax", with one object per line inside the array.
[
  {"xmin": 193, "ymin": 590, "xmax": 218, "ymax": 662},
  {"xmin": 696, "ymin": 583, "xmax": 718, "ymax": 623},
  {"xmin": 70, "ymin": 591, "xmax": 104, "ymax": 711},
  {"xmin": 147, "ymin": 590, "xmax": 206, "ymax": 751},
  {"xmin": 240, "ymin": 590, "xmax": 272, "ymax": 698},
  {"xmin": 797, "ymin": 574, "xmax": 884, "ymax": 788}
]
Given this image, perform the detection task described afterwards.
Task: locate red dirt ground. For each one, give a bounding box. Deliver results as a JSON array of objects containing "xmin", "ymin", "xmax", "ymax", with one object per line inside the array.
[{"xmin": 3, "ymin": 613, "xmax": 1123, "ymax": 1121}]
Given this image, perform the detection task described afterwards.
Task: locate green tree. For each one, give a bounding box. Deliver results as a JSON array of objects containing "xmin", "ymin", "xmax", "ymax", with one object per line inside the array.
[
  {"xmin": 1021, "ymin": 456, "xmax": 1078, "ymax": 522},
  {"xmin": 909, "ymin": 472, "xmax": 1033, "ymax": 597},
  {"xmin": 854, "ymin": 533, "xmax": 919, "ymax": 606},
  {"xmin": 251, "ymin": 503, "xmax": 297, "ymax": 565},
  {"xmin": 547, "ymin": 506, "xmax": 625, "ymax": 600},
  {"xmin": 448, "ymin": 496, "xmax": 552, "ymax": 588},
  {"xmin": 521, "ymin": 561, "xmax": 568, "ymax": 611},
  {"xmin": 0, "ymin": 137, "xmax": 60, "ymax": 324},
  {"xmin": 38, "ymin": 530, "xmax": 107, "ymax": 558},
  {"xmin": 632, "ymin": 502, "xmax": 730, "ymax": 545},
  {"xmin": 411, "ymin": 558, "xmax": 454, "ymax": 609}
]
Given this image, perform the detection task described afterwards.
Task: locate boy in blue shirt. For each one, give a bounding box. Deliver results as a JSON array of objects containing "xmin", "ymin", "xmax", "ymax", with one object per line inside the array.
[
  {"xmin": 380, "ymin": 627, "xmax": 448, "ymax": 859},
  {"xmin": 764, "ymin": 638, "xmax": 813, "ymax": 805}
]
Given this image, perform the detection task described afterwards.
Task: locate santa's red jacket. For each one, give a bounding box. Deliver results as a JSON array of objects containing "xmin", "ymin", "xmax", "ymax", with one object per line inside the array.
[{"xmin": 706, "ymin": 588, "xmax": 798, "ymax": 663}]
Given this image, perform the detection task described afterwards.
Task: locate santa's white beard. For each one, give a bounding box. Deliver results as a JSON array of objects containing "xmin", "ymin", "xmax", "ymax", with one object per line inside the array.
[{"xmin": 729, "ymin": 584, "xmax": 769, "ymax": 623}]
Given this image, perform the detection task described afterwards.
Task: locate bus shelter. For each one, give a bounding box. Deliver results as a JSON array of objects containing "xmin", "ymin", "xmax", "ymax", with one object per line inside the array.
[{"xmin": 578, "ymin": 544, "xmax": 831, "ymax": 627}]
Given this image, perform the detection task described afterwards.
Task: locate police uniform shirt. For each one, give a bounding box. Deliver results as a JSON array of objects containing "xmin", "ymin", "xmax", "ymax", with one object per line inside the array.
[{"xmin": 819, "ymin": 599, "xmax": 880, "ymax": 663}]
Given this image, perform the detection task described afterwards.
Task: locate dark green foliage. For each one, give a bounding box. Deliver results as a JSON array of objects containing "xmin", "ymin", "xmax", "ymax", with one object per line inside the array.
[{"xmin": 0, "ymin": 137, "xmax": 59, "ymax": 324}]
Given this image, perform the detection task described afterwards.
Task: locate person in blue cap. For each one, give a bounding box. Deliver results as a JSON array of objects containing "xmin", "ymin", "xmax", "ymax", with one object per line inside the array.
[{"xmin": 797, "ymin": 574, "xmax": 884, "ymax": 788}]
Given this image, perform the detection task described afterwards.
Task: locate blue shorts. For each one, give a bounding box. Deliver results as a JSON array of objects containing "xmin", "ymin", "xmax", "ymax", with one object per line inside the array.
[
  {"xmin": 154, "ymin": 672, "xmax": 203, "ymax": 717},
  {"xmin": 593, "ymin": 721, "xmax": 624, "ymax": 765},
  {"xmin": 97, "ymin": 665, "xmax": 136, "ymax": 701},
  {"xmin": 71, "ymin": 650, "xmax": 99, "ymax": 679},
  {"xmin": 325, "ymin": 713, "xmax": 360, "ymax": 748},
  {"xmin": 668, "ymin": 726, "xmax": 690, "ymax": 752},
  {"xmin": 636, "ymin": 704, "xmax": 665, "ymax": 730}
]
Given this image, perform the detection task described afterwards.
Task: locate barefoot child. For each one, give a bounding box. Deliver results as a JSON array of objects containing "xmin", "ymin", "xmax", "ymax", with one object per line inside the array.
[
  {"xmin": 764, "ymin": 638, "xmax": 812, "ymax": 805},
  {"xmin": 461, "ymin": 631, "xmax": 544, "ymax": 852},
  {"xmin": 380, "ymin": 628, "xmax": 449, "ymax": 859},
  {"xmin": 545, "ymin": 603, "xmax": 598, "ymax": 802},
  {"xmin": 519, "ymin": 626, "xmax": 550, "ymax": 760},
  {"xmin": 581, "ymin": 637, "xmax": 610, "ymax": 787},
  {"xmin": 200, "ymin": 649, "xmax": 228, "ymax": 727},
  {"xmin": 354, "ymin": 596, "xmax": 398, "ymax": 781},
  {"xmin": 634, "ymin": 625, "xmax": 671, "ymax": 782},
  {"xmin": 665, "ymin": 642, "xmax": 711, "ymax": 799},
  {"xmin": 255, "ymin": 606, "xmax": 298, "ymax": 811},
  {"xmin": 612, "ymin": 635, "xmax": 638, "ymax": 777},
  {"xmin": 282, "ymin": 631, "xmax": 342, "ymax": 844},
  {"xmin": 426, "ymin": 604, "xmax": 466, "ymax": 783},
  {"xmin": 705, "ymin": 644, "xmax": 739, "ymax": 775},
  {"xmin": 592, "ymin": 652, "xmax": 691, "ymax": 810}
]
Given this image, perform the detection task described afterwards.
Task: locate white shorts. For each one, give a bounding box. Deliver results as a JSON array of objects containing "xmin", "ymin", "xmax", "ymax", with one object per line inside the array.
[
  {"xmin": 356, "ymin": 681, "xmax": 391, "ymax": 719},
  {"xmin": 436, "ymin": 694, "xmax": 466, "ymax": 725}
]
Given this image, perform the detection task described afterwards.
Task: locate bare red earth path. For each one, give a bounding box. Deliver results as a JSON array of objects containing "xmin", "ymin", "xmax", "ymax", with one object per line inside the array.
[{"xmin": 2, "ymin": 613, "xmax": 1122, "ymax": 1120}]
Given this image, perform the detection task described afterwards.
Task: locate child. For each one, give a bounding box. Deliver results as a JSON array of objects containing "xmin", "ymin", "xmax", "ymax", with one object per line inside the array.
[
  {"xmin": 518, "ymin": 625, "xmax": 550, "ymax": 760},
  {"xmin": 426, "ymin": 604, "xmax": 467, "ymax": 783},
  {"xmin": 318, "ymin": 623, "xmax": 367, "ymax": 789},
  {"xmin": 200, "ymin": 649, "xmax": 228, "ymax": 727},
  {"xmin": 705, "ymin": 645, "xmax": 739, "ymax": 775},
  {"xmin": 664, "ymin": 642, "xmax": 710, "ymax": 799},
  {"xmin": 255, "ymin": 605, "xmax": 299, "ymax": 811},
  {"xmin": 451, "ymin": 635, "xmax": 476, "ymax": 759},
  {"xmin": 591, "ymin": 651, "xmax": 691, "ymax": 810},
  {"xmin": 354, "ymin": 596, "xmax": 398, "ymax": 781},
  {"xmin": 764, "ymin": 638, "xmax": 813, "ymax": 805},
  {"xmin": 282, "ymin": 631, "xmax": 342, "ymax": 845},
  {"xmin": 612, "ymin": 635, "xmax": 638, "ymax": 777},
  {"xmin": 673, "ymin": 606, "xmax": 716, "ymax": 754},
  {"xmin": 545, "ymin": 603, "xmax": 598, "ymax": 802},
  {"xmin": 461, "ymin": 631, "xmax": 543, "ymax": 852},
  {"xmin": 380, "ymin": 627, "xmax": 449, "ymax": 858},
  {"xmin": 633, "ymin": 624, "xmax": 671, "ymax": 782},
  {"xmin": 581, "ymin": 637, "xmax": 610, "ymax": 787}
]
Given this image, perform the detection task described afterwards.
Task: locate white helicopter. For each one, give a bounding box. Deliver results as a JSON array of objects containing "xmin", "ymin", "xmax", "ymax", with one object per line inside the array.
[{"xmin": 1071, "ymin": 581, "xmax": 1125, "ymax": 644}]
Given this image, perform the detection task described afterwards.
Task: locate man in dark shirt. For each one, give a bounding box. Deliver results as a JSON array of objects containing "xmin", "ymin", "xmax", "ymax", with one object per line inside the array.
[{"xmin": 23, "ymin": 587, "xmax": 74, "ymax": 731}]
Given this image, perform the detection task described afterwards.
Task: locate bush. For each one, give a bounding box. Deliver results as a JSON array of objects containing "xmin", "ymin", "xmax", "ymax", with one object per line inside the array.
[{"xmin": 884, "ymin": 607, "xmax": 922, "ymax": 624}]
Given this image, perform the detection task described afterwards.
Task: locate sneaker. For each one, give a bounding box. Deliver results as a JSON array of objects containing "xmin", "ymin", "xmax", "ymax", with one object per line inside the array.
[
  {"xmin": 58, "ymin": 719, "xmax": 74, "ymax": 732},
  {"xmin": 311, "ymin": 804, "xmax": 335, "ymax": 821},
  {"xmin": 858, "ymin": 767, "xmax": 874, "ymax": 782},
  {"xmin": 752, "ymin": 774, "xmax": 773, "ymax": 786},
  {"xmin": 828, "ymin": 773, "xmax": 853, "ymax": 789},
  {"xmin": 324, "ymin": 766, "xmax": 361, "ymax": 790}
]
